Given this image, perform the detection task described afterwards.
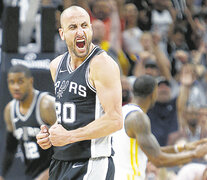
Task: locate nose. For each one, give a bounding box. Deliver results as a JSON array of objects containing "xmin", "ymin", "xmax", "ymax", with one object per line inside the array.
[
  {"xmin": 12, "ymin": 82, "xmax": 20, "ymax": 90},
  {"xmin": 76, "ymin": 27, "xmax": 84, "ymax": 36}
]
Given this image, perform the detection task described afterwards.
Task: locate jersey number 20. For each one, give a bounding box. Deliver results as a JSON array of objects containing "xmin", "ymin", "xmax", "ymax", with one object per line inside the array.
[{"xmin": 56, "ymin": 102, "xmax": 76, "ymax": 123}]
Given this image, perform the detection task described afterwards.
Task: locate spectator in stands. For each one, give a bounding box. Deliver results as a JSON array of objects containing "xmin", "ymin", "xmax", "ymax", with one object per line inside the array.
[
  {"xmin": 147, "ymin": 76, "xmax": 179, "ymax": 146},
  {"xmin": 91, "ymin": 0, "xmax": 129, "ymax": 75},
  {"xmin": 122, "ymin": 3, "xmax": 143, "ymax": 56},
  {"xmin": 90, "ymin": 0, "xmax": 121, "ymax": 45},
  {"xmin": 121, "ymin": 75, "xmax": 133, "ymax": 106},
  {"xmin": 132, "ymin": 32, "xmax": 171, "ymax": 81},
  {"xmin": 168, "ymin": 63, "xmax": 207, "ymax": 145},
  {"xmin": 176, "ymin": 63, "xmax": 207, "ymax": 127},
  {"xmin": 92, "ymin": 19, "xmax": 118, "ymax": 64}
]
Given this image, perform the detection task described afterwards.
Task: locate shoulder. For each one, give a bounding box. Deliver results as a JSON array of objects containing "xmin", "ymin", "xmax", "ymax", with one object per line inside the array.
[
  {"xmin": 126, "ymin": 110, "xmax": 148, "ymax": 125},
  {"xmin": 91, "ymin": 51, "xmax": 119, "ymax": 71},
  {"xmin": 50, "ymin": 54, "xmax": 65, "ymax": 81},
  {"xmin": 39, "ymin": 94, "xmax": 55, "ymax": 110},
  {"xmin": 90, "ymin": 51, "xmax": 120, "ymax": 78},
  {"xmin": 39, "ymin": 94, "xmax": 56, "ymax": 125},
  {"xmin": 4, "ymin": 101, "xmax": 13, "ymax": 131},
  {"xmin": 125, "ymin": 111, "xmax": 150, "ymax": 138},
  {"xmin": 50, "ymin": 54, "xmax": 64, "ymax": 69},
  {"xmin": 4, "ymin": 101, "xmax": 12, "ymax": 114}
]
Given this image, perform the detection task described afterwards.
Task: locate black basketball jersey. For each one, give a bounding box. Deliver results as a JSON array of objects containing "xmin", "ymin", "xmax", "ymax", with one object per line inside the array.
[
  {"xmin": 10, "ymin": 90, "xmax": 53, "ymax": 178},
  {"xmin": 54, "ymin": 46, "xmax": 113, "ymax": 161}
]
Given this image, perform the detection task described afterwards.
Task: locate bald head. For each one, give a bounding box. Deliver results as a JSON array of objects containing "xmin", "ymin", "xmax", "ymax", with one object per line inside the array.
[{"xmin": 60, "ymin": 6, "xmax": 90, "ymax": 28}]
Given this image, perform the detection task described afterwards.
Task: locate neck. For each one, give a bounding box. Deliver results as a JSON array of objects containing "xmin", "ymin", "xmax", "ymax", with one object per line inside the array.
[
  {"xmin": 132, "ymin": 97, "xmax": 150, "ymax": 113},
  {"xmin": 19, "ymin": 89, "xmax": 34, "ymax": 109},
  {"xmin": 188, "ymin": 125, "xmax": 198, "ymax": 135},
  {"xmin": 70, "ymin": 44, "xmax": 95, "ymax": 70}
]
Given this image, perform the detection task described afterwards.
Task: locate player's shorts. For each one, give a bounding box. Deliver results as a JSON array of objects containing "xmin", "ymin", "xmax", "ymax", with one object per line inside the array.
[{"xmin": 49, "ymin": 156, "xmax": 114, "ymax": 180}]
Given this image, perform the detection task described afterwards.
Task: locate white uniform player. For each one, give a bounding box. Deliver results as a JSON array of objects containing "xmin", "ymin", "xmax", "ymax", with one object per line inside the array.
[{"xmin": 113, "ymin": 104, "xmax": 147, "ymax": 180}]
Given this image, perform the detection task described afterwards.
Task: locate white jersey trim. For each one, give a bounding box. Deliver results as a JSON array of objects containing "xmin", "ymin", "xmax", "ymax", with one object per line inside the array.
[
  {"xmin": 67, "ymin": 46, "xmax": 98, "ymax": 73},
  {"xmin": 16, "ymin": 90, "xmax": 38, "ymax": 121},
  {"xmin": 85, "ymin": 64, "xmax": 96, "ymax": 93},
  {"xmin": 83, "ymin": 157, "xmax": 108, "ymax": 180},
  {"xmin": 91, "ymin": 95, "xmax": 112, "ymax": 158},
  {"xmin": 10, "ymin": 100, "xmax": 17, "ymax": 134}
]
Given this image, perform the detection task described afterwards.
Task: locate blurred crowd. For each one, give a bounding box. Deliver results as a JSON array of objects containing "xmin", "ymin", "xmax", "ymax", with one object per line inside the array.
[{"xmin": 1, "ymin": 0, "xmax": 207, "ymax": 179}]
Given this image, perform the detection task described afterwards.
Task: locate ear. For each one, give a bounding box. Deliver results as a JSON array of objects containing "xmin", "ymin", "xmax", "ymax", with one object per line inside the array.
[{"xmin": 59, "ymin": 28, "xmax": 65, "ymax": 41}]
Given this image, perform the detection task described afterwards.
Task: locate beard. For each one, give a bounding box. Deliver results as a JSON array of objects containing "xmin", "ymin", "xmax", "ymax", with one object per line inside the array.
[{"xmin": 188, "ymin": 119, "xmax": 198, "ymax": 128}]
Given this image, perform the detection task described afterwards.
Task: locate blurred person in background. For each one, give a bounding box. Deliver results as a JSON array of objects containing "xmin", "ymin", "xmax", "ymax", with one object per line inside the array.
[
  {"xmin": 113, "ymin": 75, "xmax": 207, "ymax": 180},
  {"xmin": 91, "ymin": 0, "xmax": 130, "ymax": 75},
  {"xmin": 168, "ymin": 63, "xmax": 207, "ymax": 146},
  {"xmin": 121, "ymin": 75, "xmax": 133, "ymax": 106},
  {"xmin": 0, "ymin": 65, "xmax": 56, "ymax": 180},
  {"xmin": 129, "ymin": 32, "xmax": 171, "ymax": 85},
  {"xmin": 122, "ymin": 3, "xmax": 143, "ymax": 56},
  {"xmin": 176, "ymin": 63, "xmax": 207, "ymax": 127},
  {"xmin": 176, "ymin": 163, "xmax": 207, "ymax": 180},
  {"xmin": 147, "ymin": 76, "xmax": 179, "ymax": 146},
  {"xmin": 92, "ymin": 19, "xmax": 129, "ymax": 74}
]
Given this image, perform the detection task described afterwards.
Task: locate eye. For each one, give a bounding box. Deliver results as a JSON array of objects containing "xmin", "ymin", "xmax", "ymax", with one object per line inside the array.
[
  {"xmin": 8, "ymin": 80, "xmax": 14, "ymax": 85},
  {"xmin": 82, "ymin": 23, "xmax": 88, "ymax": 28},
  {"xmin": 69, "ymin": 25, "xmax": 76, "ymax": 30},
  {"xmin": 18, "ymin": 80, "xmax": 24, "ymax": 84}
]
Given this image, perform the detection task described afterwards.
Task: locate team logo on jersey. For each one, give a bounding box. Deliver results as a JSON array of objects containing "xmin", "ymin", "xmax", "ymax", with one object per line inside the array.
[{"xmin": 57, "ymin": 80, "xmax": 69, "ymax": 98}]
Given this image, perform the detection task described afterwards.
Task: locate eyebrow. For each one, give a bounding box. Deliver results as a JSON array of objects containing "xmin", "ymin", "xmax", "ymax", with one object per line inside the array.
[{"xmin": 68, "ymin": 21, "xmax": 88, "ymax": 27}]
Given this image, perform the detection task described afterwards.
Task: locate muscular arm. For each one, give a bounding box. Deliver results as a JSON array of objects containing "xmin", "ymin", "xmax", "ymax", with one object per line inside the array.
[
  {"xmin": 39, "ymin": 94, "xmax": 56, "ymax": 126},
  {"xmin": 125, "ymin": 111, "xmax": 199, "ymax": 167},
  {"xmin": 49, "ymin": 52, "xmax": 123, "ymax": 146},
  {"xmin": 86, "ymin": 52, "xmax": 123, "ymax": 137}
]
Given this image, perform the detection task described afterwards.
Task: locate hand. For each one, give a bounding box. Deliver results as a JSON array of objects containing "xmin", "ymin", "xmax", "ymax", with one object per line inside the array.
[
  {"xmin": 0, "ymin": 176, "xmax": 4, "ymax": 180},
  {"xmin": 109, "ymin": 0, "xmax": 118, "ymax": 12},
  {"xmin": 194, "ymin": 143, "xmax": 207, "ymax": 159},
  {"xmin": 174, "ymin": 50, "xmax": 189, "ymax": 63},
  {"xmin": 152, "ymin": 31, "xmax": 161, "ymax": 46},
  {"xmin": 36, "ymin": 125, "xmax": 52, "ymax": 150},
  {"xmin": 49, "ymin": 124, "xmax": 73, "ymax": 146},
  {"xmin": 35, "ymin": 168, "xmax": 49, "ymax": 180},
  {"xmin": 185, "ymin": 138, "xmax": 207, "ymax": 151},
  {"xmin": 180, "ymin": 72, "xmax": 194, "ymax": 87}
]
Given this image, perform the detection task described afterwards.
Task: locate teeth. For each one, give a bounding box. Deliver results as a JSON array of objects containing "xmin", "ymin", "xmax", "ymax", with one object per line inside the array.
[{"xmin": 77, "ymin": 39, "xmax": 85, "ymax": 42}]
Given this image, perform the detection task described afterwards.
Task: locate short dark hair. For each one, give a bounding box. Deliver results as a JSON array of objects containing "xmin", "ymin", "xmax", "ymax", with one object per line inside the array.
[
  {"xmin": 133, "ymin": 75, "xmax": 157, "ymax": 98},
  {"xmin": 8, "ymin": 64, "xmax": 32, "ymax": 78}
]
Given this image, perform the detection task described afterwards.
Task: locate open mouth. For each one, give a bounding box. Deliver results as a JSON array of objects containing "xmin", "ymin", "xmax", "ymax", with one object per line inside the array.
[{"xmin": 76, "ymin": 39, "xmax": 85, "ymax": 48}]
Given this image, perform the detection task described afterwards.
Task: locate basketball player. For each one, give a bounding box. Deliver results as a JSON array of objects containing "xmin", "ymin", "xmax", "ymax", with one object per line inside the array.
[
  {"xmin": 113, "ymin": 75, "xmax": 207, "ymax": 180},
  {"xmin": 0, "ymin": 65, "xmax": 56, "ymax": 180},
  {"xmin": 36, "ymin": 6, "xmax": 122, "ymax": 180}
]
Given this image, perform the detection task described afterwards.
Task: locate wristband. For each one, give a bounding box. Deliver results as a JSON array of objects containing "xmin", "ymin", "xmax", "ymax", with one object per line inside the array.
[
  {"xmin": 174, "ymin": 144, "xmax": 179, "ymax": 153},
  {"xmin": 174, "ymin": 144, "xmax": 185, "ymax": 153}
]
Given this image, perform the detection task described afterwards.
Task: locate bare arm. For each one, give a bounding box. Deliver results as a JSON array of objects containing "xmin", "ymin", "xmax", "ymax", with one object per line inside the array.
[
  {"xmin": 49, "ymin": 52, "xmax": 123, "ymax": 146},
  {"xmin": 161, "ymin": 138, "xmax": 207, "ymax": 153},
  {"xmin": 177, "ymin": 66, "xmax": 194, "ymax": 128},
  {"xmin": 39, "ymin": 94, "xmax": 56, "ymax": 126},
  {"xmin": 125, "ymin": 111, "xmax": 207, "ymax": 167},
  {"xmin": 152, "ymin": 33, "xmax": 172, "ymax": 81},
  {"xmin": 49, "ymin": 54, "xmax": 64, "ymax": 82},
  {"xmin": 4, "ymin": 102, "xmax": 13, "ymax": 132},
  {"xmin": 109, "ymin": 0, "xmax": 121, "ymax": 53}
]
